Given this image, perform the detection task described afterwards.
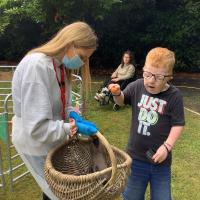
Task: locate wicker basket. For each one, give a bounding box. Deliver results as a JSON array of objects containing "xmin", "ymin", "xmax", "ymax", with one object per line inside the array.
[{"xmin": 44, "ymin": 132, "xmax": 132, "ymax": 200}]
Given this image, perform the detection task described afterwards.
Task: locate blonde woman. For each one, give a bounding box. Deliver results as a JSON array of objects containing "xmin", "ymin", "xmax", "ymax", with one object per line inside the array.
[{"xmin": 12, "ymin": 21, "xmax": 98, "ymax": 200}]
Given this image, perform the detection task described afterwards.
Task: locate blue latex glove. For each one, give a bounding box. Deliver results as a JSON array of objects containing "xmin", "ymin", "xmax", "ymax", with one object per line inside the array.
[
  {"xmin": 69, "ymin": 111, "xmax": 97, "ymax": 127},
  {"xmin": 76, "ymin": 122, "xmax": 97, "ymax": 136},
  {"xmin": 69, "ymin": 111, "xmax": 83, "ymax": 122},
  {"xmin": 69, "ymin": 111, "xmax": 97, "ymax": 136}
]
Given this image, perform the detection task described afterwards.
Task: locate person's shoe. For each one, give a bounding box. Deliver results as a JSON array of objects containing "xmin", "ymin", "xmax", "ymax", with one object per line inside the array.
[
  {"xmin": 94, "ymin": 93, "xmax": 100, "ymax": 101},
  {"xmin": 94, "ymin": 95, "xmax": 99, "ymax": 101},
  {"xmin": 113, "ymin": 104, "xmax": 120, "ymax": 111},
  {"xmin": 98, "ymin": 93, "xmax": 106, "ymax": 99}
]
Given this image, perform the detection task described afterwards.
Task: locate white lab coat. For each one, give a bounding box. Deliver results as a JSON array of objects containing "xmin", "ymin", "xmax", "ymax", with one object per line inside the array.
[{"xmin": 12, "ymin": 53, "xmax": 74, "ymax": 199}]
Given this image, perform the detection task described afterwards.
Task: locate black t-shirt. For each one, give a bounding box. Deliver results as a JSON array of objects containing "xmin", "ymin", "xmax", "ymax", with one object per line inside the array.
[{"xmin": 123, "ymin": 79, "xmax": 185, "ymax": 166}]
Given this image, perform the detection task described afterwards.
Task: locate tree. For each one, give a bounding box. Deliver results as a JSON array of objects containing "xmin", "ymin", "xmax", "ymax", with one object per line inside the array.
[
  {"xmin": 141, "ymin": 0, "xmax": 200, "ymax": 71},
  {"xmin": 0, "ymin": 0, "xmax": 121, "ymax": 61},
  {"xmin": 0, "ymin": 0, "xmax": 199, "ymax": 71}
]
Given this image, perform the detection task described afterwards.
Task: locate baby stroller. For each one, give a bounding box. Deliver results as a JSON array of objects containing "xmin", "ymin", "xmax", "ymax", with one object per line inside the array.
[
  {"xmin": 94, "ymin": 76, "xmax": 136, "ymax": 111},
  {"xmin": 94, "ymin": 87, "xmax": 113, "ymax": 106}
]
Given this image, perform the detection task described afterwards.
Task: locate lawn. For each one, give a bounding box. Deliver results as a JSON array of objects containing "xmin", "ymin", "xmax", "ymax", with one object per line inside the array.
[{"xmin": 0, "ymin": 77, "xmax": 200, "ymax": 200}]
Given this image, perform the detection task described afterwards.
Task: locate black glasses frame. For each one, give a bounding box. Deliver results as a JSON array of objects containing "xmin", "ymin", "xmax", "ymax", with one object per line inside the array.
[{"xmin": 143, "ymin": 70, "xmax": 173, "ymax": 81}]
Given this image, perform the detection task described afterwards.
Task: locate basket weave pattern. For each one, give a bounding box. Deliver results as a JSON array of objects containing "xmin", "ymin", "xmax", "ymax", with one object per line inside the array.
[{"xmin": 44, "ymin": 132, "xmax": 132, "ymax": 200}]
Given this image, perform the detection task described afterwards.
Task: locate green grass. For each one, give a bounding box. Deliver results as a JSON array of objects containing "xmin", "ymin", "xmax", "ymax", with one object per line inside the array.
[
  {"xmin": 0, "ymin": 79, "xmax": 200, "ymax": 200},
  {"xmin": 179, "ymin": 87, "xmax": 200, "ymax": 113},
  {"xmin": 171, "ymin": 111, "xmax": 200, "ymax": 200}
]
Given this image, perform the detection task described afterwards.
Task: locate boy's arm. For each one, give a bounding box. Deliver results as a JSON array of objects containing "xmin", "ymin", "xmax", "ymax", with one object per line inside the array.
[
  {"xmin": 113, "ymin": 92, "xmax": 124, "ymax": 106},
  {"xmin": 153, "ymin": 125, "xmax": 184, "ymax": 163},
  {"xmin": 165, "ymin": 126, "xmax": 184, "ymax": 150},
  {"xmin": 165, "ymin": 90, "xmax": 185, "ymax": 150}
]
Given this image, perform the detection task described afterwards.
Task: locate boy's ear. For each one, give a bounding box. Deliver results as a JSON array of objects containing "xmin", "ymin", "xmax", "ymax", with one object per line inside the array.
[
  {"xmin": 170, "ymin": 74, "xmax": 173, "ymax": 80},
  {"xmin": 167, "ymin": 76, "xmax": 173, "ymax": 82}
]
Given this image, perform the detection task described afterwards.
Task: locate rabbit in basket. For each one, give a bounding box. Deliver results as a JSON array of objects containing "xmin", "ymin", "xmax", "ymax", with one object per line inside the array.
[{"xmin": 69, "ymin": 111, "xmax": 110, "ymax": 181}]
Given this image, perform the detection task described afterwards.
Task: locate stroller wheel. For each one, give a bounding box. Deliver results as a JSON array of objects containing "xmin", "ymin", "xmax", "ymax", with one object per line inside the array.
[
  {"xmin": 113, "ymin": 104, "xmax": 120, "ymax": 111},
  {"xmin": 99, "ymin": 100, "xmax": 104, "ymax": 106},
  {"xmin": 99, "ymin": 94, "xmax": 110, "ymax": 106},
  {"xmin": 104, "ymin": 95, "xmax": 110, "ymax": 104}
]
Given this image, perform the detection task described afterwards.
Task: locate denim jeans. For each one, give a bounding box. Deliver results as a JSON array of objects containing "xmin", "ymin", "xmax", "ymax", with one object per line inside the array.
[{"xmin": 122, "ymin": 159, "xmax": 171, "ymax": 200}]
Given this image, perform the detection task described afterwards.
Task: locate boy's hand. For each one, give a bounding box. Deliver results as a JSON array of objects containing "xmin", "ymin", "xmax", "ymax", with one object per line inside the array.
[
  {"xmin": 108, "ymin": 83, "xmax": 121, "ymax": 95},
  {"xmin": 152, "ymin": 145, "xmax": 168, "ymax": 163}
]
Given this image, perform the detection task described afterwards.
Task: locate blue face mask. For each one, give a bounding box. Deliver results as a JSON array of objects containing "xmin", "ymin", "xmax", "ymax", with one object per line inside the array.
[{"xmin": 62, "ymin": 54, "xmax": 84, "ymax": 69}]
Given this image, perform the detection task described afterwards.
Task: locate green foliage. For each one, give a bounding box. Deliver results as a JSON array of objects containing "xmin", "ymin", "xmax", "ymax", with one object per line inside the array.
[
  {"xmin": 0, "ymin": 0, "xmax": 121, "ymax": 61},
  {"xmin": 0, "ymin": 0, "xmax": 122, "ymax": 34},
  {"xmin": 141, "ymin": 0, "xmax": 200, "ymax": 71},
  {"xmin": 0, "ymin": 0, "xmax": 199, "ymax": 71},
  {"xmin": 0, "ymin": 0, "xmax": 43, "ymax": 33}
]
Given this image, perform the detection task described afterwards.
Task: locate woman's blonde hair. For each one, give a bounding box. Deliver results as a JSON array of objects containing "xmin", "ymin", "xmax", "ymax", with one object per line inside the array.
[
  {"xmin": 29, "ymin": 21, "xmax": 97, "ymax": 97},
  {"xmin": 145, "ymin": 47, "xmax": 175, "ymax": 74}
]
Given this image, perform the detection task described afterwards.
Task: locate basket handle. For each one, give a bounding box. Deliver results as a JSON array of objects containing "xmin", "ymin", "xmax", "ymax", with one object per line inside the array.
[{"xmin": 95, "ymin": 131, "xmax": 117, "ymax": 185}]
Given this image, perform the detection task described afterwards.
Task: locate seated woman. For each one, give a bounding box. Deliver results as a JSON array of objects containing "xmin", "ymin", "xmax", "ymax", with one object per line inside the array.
[{"xmin": 94, "ymin": 50, "xmax": 136, "ymax": 107}]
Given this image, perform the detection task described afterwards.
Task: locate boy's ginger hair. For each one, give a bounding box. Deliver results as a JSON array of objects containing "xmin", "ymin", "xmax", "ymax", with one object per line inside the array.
[{"xmin": 145, "ymin": 47, "xmax": 175, "ymax": 74}]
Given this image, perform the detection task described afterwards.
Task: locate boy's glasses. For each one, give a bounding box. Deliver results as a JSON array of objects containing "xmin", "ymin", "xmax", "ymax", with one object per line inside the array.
[{"xmin": 143, "ymin": 71, "xmax": 172, "ymax": 81}]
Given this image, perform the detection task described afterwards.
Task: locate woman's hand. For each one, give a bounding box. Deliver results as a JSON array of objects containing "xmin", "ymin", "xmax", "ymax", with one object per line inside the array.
[
  {"xmin": 152, "ymin": 145, "xmax": 168, "ymax": 163},
  {"xmin": 111, "ymin": 78, "xmax": 119, "ymax": 82},
  {"xmin": 69, "ymin": 118, "xmax": 78, "ymax": 137},
  {"xmin": 69, "ymin": 111, "xmax": 98, "ymax": 136},
  {"xmin": 111, "ymin": 72, "xmax": 117, "ymax": 78}
]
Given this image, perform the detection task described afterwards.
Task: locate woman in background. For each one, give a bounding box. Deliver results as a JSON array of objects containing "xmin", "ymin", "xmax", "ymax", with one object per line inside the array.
[{"xmin": 94, "ymin": 50, "xmax": 136, "ymax": 110}]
